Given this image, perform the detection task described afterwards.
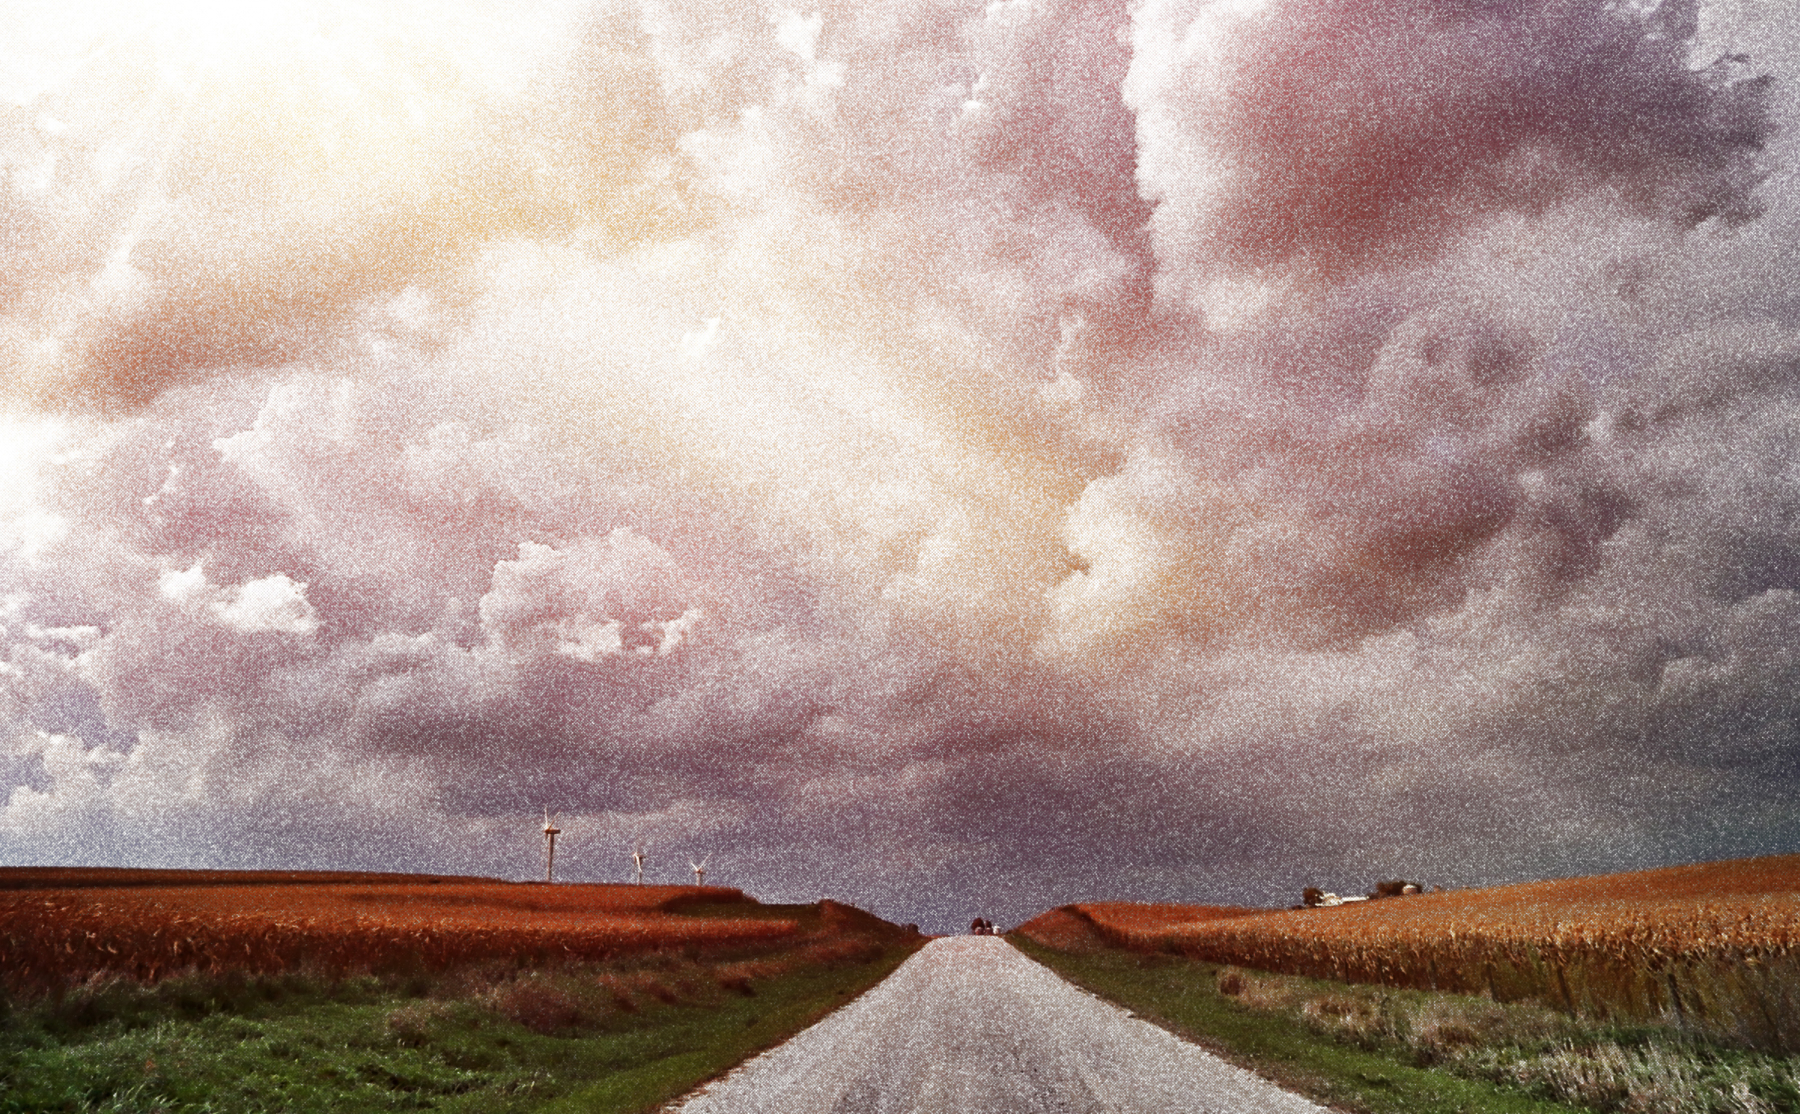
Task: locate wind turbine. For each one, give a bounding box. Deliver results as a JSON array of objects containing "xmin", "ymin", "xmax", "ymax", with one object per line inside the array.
[
  {"xmin": 542, "ymin": 808, "xmax": 561, "ymax": 883},
  {"xmin": 631, "ymin": 842, "xmax": 647, "ymax": 885},
  {"xmin": 689, "ymin": 854, "xmax": 709, "ymax": 886}
]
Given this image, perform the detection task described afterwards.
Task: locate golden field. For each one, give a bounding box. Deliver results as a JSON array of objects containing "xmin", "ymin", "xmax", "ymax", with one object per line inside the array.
[
  {"xmin": 0, "ymin": 868, "xmax": 813, "ymax": 997},
  {"xmin": 1016, "ymin": 855, "xmax": 1800, "ymax": 1053}
]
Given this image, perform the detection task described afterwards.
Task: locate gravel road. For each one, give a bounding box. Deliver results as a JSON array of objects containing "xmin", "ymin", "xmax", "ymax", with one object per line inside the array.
[{"xmin": 666, "ymin": 935, "xmax": 1331, "ymax": 1113}]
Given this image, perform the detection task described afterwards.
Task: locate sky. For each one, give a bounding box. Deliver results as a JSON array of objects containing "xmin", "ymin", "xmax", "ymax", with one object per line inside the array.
[{"xmin": 2, "ymin": 0, "xmax": 1799, "ymax": 934}]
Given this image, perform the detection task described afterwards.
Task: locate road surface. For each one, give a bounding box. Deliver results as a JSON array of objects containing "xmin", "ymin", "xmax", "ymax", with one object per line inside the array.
[{"xmin": 666, "ymin": 935, "xmax": 1330, "ymax": 1113}]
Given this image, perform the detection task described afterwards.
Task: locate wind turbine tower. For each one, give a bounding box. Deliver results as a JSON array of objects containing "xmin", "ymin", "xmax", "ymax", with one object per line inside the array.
[
  {"xmin": 542, "ymin": 808, "xmax": 561, "ymax": 883},
  {"xmin": 689, "ymin": 855, "xmax": 709, "ymax": 886},
  {"xmin": 632, "ymin": 843, "xmax": 647, "ymax": 885}
]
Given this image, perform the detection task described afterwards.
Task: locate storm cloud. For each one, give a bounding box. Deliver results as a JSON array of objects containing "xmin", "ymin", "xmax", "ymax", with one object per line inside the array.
[{"xmin": 2, "ymin": 0, "xmax": 1798, "ymax": 931}]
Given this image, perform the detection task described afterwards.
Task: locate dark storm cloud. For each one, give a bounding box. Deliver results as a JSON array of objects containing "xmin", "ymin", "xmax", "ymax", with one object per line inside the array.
[{"xmin": 1130, "ymin": 0, "xmax": 1773, "ymax": 314}]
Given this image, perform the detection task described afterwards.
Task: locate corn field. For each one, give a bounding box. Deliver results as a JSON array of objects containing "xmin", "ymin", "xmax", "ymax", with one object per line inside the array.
[
  {"xmin": 0, "ymin": 876, "xmax": 800, "ymax": 998},
  {"xmin": 1044, "ymin": 855, "xmax": 1800, "ymax": 1054}
]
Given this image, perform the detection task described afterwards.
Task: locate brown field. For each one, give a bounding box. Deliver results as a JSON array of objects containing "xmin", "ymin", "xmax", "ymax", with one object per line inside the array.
[
  {"xmin": 1019, "ymin": 855, "xmax": 1800, "ymax": 1053},
  {"xmin": 1013, "ymin": 902, "xmax": 1260, "ymax": 952},
  {"xmin": 0, "ymin": 867, "xmax": 840, "ymax": 998},
  {"xmin": 0, "ymin": 868, "xmax": 499, "ymax": 890}
]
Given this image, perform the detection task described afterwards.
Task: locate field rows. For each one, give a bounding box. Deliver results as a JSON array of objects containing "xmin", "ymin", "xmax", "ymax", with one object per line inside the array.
[
  {"xmin": 0, "ymin": 880, "xmax": 801, "ymax": 996},
  {"xmin": 1021, "ymin": 855, "xmax": 1800, "ymax": 1054}
]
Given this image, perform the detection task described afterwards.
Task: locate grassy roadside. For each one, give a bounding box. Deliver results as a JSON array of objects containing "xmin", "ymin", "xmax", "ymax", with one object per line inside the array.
[
  {"xmin": 1014, "ymin": 935, "xmax": 1800, "ymax": 1113},
  {"xmin": 533, "ymin": 942, "xmax": 915, "ymax": 1114},
  {"xmin": 1009, "ymin": 935, "xmax": 1595, "ymax": 1114},
  {"xmin": 1, "ymin": 918, "xmax": 920, "ymax": 1114}
]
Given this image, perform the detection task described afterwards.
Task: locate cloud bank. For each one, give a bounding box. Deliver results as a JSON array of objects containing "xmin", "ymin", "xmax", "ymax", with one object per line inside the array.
[{"xmin": 2, "ymin": 0, "xmax": 1798, "ymax": 930}]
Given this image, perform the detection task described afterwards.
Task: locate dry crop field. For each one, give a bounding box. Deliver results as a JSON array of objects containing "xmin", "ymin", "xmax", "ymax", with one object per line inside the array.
[
  {"xmin": 1019, "ymin": 855, "xmax": 1800, "ymax": 1053},
  {"xmin": 1013, "ymin": 902, "xmax": 1260, "ymax": 951},
  {"xmin": 0, "ymin": 867, "xmax": 808, "ymax": 998}
]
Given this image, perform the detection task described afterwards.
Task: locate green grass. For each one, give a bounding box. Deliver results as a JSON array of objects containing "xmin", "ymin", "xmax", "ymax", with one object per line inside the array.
[
  {"xmin": 1009, "ymin": 936, "xmax": 1596, "ymax": 1114},
  {"xmin": 0, "ymin": 943, "xmax": 918, "ymax": 1113},
  {"xmin": 529, "ymin": 952, "xmax": 911, "ymax": 1114},
  {"xmin": 1014, "ymin": 936, "xmax": 1800, "ymax": 1113}
]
